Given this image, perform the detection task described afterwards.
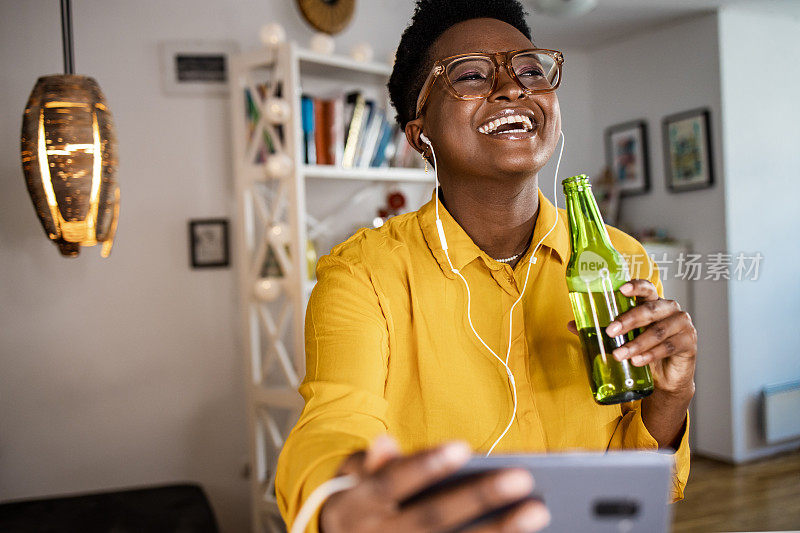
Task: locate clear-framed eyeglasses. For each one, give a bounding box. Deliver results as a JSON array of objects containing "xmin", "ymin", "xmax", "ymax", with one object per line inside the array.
[{"xmin": 414, "ymin": 48, "xmax": 564, "ymax": 118}]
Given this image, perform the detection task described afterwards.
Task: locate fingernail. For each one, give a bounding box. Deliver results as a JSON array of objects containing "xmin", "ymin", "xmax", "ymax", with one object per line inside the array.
[
  {"xmin": 517, "ymin": 503, "xmax": 550, "ymax": 530},
  {"xmin": 620, "ymin": 283, "xmax": 632, "ymax": 293},
  {"xmin": 497, "ymin": 470, "xmax": 534, "ymax": 496},
  {"xmin": 631, "ymin": 355, "xmax": 645, "ymax": 366},
  {"xmin": 441, "ymin": 441, "xmax": 470, "ymax": 464},
  {"xmin": 606, "ymin": 322, "xmax": 621, "ymax": 335},
  {"xmin": 613, "ymin": 347, "xmax": 628, "ymax": 361}
]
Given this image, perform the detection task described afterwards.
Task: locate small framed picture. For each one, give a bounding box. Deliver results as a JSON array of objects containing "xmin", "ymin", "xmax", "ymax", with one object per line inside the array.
[
  {"xmin": 605, "ymin": 120, "xmax": 650, "ymax": 196},
  {"xmin": 159, "ymin": 40, "xmax": 239, "ymax": 96},
  {"xmin": 663, "ymin": 108, "xmax": 714, "ymax": 192},
  {"xmin": 189, "ymin": 219, "xmax": 230, "ymax": 268}
]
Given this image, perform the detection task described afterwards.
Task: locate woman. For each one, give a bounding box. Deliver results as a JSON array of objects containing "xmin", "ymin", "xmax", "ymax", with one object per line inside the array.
[{"xmin": 277, "ymin": 1, "xmax": 696, "ymax": 531}]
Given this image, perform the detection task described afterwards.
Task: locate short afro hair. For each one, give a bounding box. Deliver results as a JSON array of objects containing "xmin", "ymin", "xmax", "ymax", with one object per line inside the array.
[{"xmin": 388, "ymin": 0, "xmax": 532, "ymax": 130}]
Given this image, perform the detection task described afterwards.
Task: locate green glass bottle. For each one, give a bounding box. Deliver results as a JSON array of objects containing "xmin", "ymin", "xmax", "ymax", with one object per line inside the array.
[{"xmin": 563, "ymin": 175, "xmax": 654, "ymax": 405}]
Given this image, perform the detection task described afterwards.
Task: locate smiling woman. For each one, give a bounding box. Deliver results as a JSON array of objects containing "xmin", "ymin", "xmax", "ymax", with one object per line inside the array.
[{"xmin": 276, "ymin": 1, "xmax": 696, "ymax": 532}]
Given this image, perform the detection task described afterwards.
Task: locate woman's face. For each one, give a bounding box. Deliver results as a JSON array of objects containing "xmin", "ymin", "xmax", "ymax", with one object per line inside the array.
[{"xmin": 408, "ymin": 18, "xmax": 561, "ymax": 184}]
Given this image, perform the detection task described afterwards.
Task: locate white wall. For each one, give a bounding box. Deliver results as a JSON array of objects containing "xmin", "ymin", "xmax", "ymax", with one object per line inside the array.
[
  {"xmin": 718, "ymin": 2, "xmax": 800, "ymax": 462},
  {"xmin": 538, "ymin": 49, "xmax": 597, "ymax": 201},
  {"xmin": 585, "ymin": 14, "xmax": 733, "ymax": 459},
  {"xmin": 0, "ymin": 1, "xmax": 419, "ymax": 531}
]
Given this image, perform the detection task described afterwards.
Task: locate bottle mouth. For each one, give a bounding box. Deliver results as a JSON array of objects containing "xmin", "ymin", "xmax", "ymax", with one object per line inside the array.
[{"xmin": 562, "ymin": 174, "xmax": 591, "ymax": 192}]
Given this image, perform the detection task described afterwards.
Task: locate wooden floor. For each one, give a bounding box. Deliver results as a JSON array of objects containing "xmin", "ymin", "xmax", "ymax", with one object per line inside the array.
[{"xmin": 672, "ymin": 448, "xmax": 800, "ymax": 532}]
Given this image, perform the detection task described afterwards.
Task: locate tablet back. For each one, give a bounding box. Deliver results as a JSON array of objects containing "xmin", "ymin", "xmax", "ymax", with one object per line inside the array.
[{"xmin": 403, "ymin": 451, "xmax": 673, "ymax": 533}]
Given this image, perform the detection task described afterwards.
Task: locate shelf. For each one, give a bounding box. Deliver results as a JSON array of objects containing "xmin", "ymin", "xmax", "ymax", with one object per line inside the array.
[
  {"xmin": 302, "ymin": 165, "xmax": 431, "ymax": 183},
  {"xmin": 242, "ymin": 164, "xmax": 430, "ymax": 184},
  {"xmin": 296, "ymin": 48, "xmax": 392, "ymax": 77},
  {"xmin": 232, "ymin": 40, "xmax": 415, "ymax": 533},
  {"xmin": 234, "ymin": 45, "xmax": 393, "ymax": 78}
]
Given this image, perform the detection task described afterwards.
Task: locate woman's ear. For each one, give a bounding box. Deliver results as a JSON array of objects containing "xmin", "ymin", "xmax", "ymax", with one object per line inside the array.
[{"xmin": 404, "ymin": 118, "xmax": 429, "ymax": 158}]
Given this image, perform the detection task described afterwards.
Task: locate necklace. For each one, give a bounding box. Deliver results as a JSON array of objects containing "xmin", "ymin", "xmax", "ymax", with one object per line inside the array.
[
  {"xmin": 492, "ymin": 235, "xmax": 534, "ymax": 264},
  {"xmin": 493, "ymin": 253, "xmax": 521, "ymax": 263}
]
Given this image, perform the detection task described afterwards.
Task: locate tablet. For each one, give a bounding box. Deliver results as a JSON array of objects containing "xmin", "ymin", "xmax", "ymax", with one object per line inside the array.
[{"xmin": 401, "ymin": 451, "xmax": 673, "ymax": 533}]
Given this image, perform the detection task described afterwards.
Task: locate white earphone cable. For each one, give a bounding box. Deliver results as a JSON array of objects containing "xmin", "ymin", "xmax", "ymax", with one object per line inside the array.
[
  {"xmin": 289, "ymin": 474, "xmax": 359, "ymax": 533},
  {"xmin": 289, "ymin": 133, "xmax": 566, "ymax": 532},
  {"xmin": 488, "ymin": 131, "xmax": 564, "ymax": 454},
  {"xmin": 425, "ymin": 131, "xmax": 565, "ymax": 455}
]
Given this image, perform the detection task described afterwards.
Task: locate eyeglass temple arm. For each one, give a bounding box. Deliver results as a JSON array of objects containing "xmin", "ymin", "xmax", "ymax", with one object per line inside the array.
[{"xmin": 415, "ymin": 65, "xmax": 442, "ymax": 118}]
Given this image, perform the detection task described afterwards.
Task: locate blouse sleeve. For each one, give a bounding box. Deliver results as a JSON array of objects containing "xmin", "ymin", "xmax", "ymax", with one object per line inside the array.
[{"xmin": 275, "ymin": 252, "xmax": 391, "ymax": 532}]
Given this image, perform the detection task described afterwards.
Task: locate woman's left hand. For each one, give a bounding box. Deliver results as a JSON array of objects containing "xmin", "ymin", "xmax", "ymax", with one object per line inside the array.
[{"xmin": 567, "ymin": 279, "xmax": 697, "ymax": 396}]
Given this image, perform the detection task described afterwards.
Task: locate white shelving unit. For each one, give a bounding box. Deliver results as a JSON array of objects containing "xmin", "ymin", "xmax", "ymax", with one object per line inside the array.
[{"xmin": 229, "ymin": 42, "xmax": 430, "ymax": 532}]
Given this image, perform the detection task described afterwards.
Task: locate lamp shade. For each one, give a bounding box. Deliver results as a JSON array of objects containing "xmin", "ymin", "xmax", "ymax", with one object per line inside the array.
[{"xmin": 20, "ymin": 74, "xmax": 119, "ymax": 257}]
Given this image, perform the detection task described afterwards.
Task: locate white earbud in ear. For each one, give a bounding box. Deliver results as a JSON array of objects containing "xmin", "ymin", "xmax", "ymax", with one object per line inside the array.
[{"xmin": 420, "ymin": 133, "xmax": 431, "ymax": 146}]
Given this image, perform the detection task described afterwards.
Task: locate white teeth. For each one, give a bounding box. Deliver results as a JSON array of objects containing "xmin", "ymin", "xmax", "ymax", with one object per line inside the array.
[{"xmin": 479, "ymin": 114, "xmax": 535, "ymax": 135}]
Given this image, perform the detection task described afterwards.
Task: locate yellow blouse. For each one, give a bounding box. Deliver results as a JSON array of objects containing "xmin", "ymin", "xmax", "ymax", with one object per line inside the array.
[{"xmin": 276, "ymin": 189, "xmax": 690, "ymax": 531}]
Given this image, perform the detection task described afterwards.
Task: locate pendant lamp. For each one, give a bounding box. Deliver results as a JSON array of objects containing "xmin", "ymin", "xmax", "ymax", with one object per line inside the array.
[{"xmin": 20, "ymin": 0, "xmax": 119, "ymax": 257}]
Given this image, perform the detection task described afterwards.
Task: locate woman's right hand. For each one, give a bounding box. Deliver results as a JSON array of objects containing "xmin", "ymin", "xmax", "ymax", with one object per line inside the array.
[{"xmin": 318, "ymin": 435, "xmax": 550, "ymax": 533}]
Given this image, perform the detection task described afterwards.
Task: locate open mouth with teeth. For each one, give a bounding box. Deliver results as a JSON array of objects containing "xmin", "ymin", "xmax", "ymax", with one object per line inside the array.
[{"xmin": 478, "ymin": 114, "xmax": 536, "ymax": 135}]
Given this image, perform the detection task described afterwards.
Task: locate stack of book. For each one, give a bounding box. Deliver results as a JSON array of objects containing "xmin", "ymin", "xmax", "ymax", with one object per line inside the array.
[
  {"xmin": 300, "ymin": 92, "xmax": 421, "ymax": 169},
  {"xmin": 244, "ymin": 83, "xmax": 421, "ymax": 169}
]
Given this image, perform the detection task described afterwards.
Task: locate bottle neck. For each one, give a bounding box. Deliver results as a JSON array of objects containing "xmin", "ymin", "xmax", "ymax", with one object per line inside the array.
[{"xmin": 564, "ymin": 185, "xmax": 613, "ymax": 253}]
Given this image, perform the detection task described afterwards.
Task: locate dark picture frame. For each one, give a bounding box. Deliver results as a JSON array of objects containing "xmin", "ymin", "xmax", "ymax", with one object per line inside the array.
[
  {"xmin": 604, "ymin": 120, "xmax": 651, "ymax": 196},
  {"xmin": 159, "ymin": 41, "xmax": 239, "ymax": 96},
  {"xmin": 189, "ymin": 218, "xmax": 230, "ymax": 268},
  {"xmin": 662, "ymin": 108, "xmax": 714, "ymax": 192}
]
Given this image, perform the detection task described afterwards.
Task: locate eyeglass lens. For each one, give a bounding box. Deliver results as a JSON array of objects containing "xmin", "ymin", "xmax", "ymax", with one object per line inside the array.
[{"xmin": 445, "ymin": 52, "xmax": 559, "ymax": 97}]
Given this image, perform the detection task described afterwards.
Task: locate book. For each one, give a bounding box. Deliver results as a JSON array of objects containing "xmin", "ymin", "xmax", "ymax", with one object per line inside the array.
[
  {"xmin": 342, "ymin": 93, "xmax": 367, "ymax": 168},
  {"xmin": 332, "ymin": 97, "xmax": 344, "ymax": 166},
  {"xmin": 342, "ymin": 91, "xmax": 357, "ymax": 148},
  {"xmin": 371, "ymin": 120, "xmax": 396, "ymax": 167},
  {"xmin": 307, "ymin": 93, "xmax": 345, "ymax": 166},
  {"xmin": 313, "ymin": 98, "xmax": 332, "ymax": 165},
  {"xmin": 352, "ymin": 99, "xmax": 375, "ymax": 167},
  {"xmin": 301, "ymin": 95, "xmax": 316, "ymax": 165},
  {"xmin": 246, "ymin": 85, "xmax": 278, "ymax": 164},
  {"xmin": 358, "ymin": 111, "xmax": 385, "ymax": 168},
  {"xmin": 382, "ymin": 124, "xmax": 400, "ymax": 167}
]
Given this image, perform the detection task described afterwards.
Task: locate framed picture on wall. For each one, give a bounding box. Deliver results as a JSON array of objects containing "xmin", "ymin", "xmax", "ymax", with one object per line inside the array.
[
  {"xmin": 189, "ymin": 218, "xmax": 230, "ymax": 268},
  {"xmin": 604, "ymin": 120, "xmax": 650, "ymax": 196},
  {"xmin": 663, "ymin": 108, "xmax": 714, "ymax": 192},
  {"xmin": 159, "ymin": 40, "xmax": 239, "ymax": 96}
]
